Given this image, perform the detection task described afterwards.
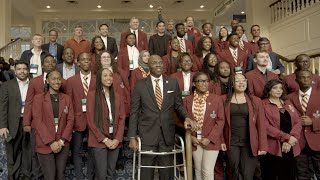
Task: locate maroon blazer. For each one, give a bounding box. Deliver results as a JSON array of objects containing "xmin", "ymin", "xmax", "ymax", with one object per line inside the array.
[
  {"xmin": 187, "ymin": 27, "xmax": 201, "ymax": 39},
  {"xmin": 86, "ymin": 90, "xmax": 125, "ymax": 149},
  {"xmin": 113, "ymin": 70, "xmax": 131, "ymax": 117},
  {"xmin": 287, "ymin": 89, "xmax": 320, "ymax": 151},
  {"xmin": 193, "ymin": 36, "xmax": 215, "ymax": 54},
  {"xmin": 283, "ymin": 72, "xmax": 320, "ymax": 94},
  {"xmin": 130, "ymin": 68, "xmax": 145, "ymax": 94},
  {"xmin": 191, "ymin": 55, "xmax": 204, "ymax": 72},
  {"xmin": 166, "ymin": 39, "xmax": 193, "ymax": 55},
  {"xmin": 208, "ymin": 81, "xmax": 223, "ymax": 95},
  {"xmin": 221, "ymin": 94, "xmax": 268, "ymax": 156},
  {"xmin": 213, "ymin": 39, "xmax": 228, "ymax": 54},
  {"xmin": 117, "ymin": 46, "xmax": 143, "ymax": 78},
  {"xmin": 245, "ymin": 68, "xmax": 279, "ymax": 98},
  {"xmin": 23, "ymin": 75, "xmax": 66, "ymax": 127},
  {"xmin": 217, "ymin": 48, "xmax": 248, "ymax": 74},
  {"xmin": 170, "ymin": 71, "xmax": 195, "ymax": 92},
  {"xmin": 33, "ymin": 93, "xmax": 74, "ymax": 154},
  {"xmin": 183, "ymin": 94, "xmax": 225, "ymax": 150},
  {"xmin": 262, "ymin": 99, "xmax": 301, "ymax": 157},
  {"xmin": 65, "ymin": 73, "xmax": 96, "ymax": 132},
  {"xmin": 120, "ymin": 30, "xmax": 148, "ymax": 51},
  {"xmin": 162, "ymin": 54, "xmax": 179, "ymax": 76}
]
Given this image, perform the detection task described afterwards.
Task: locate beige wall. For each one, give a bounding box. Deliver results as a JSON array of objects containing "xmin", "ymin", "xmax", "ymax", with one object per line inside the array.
[
  {"xmin": 0, "ymin": 0, "xmax": 11, "ymax": 47},
  {"xmin": 269, "ymin": 3, "xmax": 320, "ymax": 59}
]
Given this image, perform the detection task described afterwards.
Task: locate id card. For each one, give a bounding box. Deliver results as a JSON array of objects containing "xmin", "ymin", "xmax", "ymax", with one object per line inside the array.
[
  {"xmin": 196, "ymin": 130, "xmax": 202, "ymax": 140},
  {"xmin": 30, "ymin": 64, "xmax": 39, "ymax": 74},
  {"xmin": 81, "ymin": 99, "xmax": 87, "ymax": 112},
  {"xmin": 235, "ymin": 66, "xmax": 242, "ymax": 74},
  {"xmin": 54, "ymin": 118, "xmax": 59, "ymax": 132},
  {"xmin": 109, "ymin": 126, "xmax": 114, "ymax": 134},
  {"xmin": 129, "ymin": 60, "xmax": 134, "ymax": 70},
  {"xmin": 182, "ymin": 91, "xmax": 190, "ymax": 97}
]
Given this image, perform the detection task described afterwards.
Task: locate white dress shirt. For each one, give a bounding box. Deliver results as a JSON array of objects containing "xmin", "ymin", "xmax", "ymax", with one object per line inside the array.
[
  {"xmin": 130, "ymin": 28, "xmax": 138, "ymax": 45},
  {"xmin": 80, "ymin": 71, "xmax": 91, "ymax": 88},
  {"xmin": 30, "ymin": 49, "xmax": 43, "ymax": 77},
  {"xmin": 151, "ymin": 75, "xmax": 164, "ymax": 98},
  {"xmin": 182, "ymin": 72, "xmax": 191, "ymax": 91},
  {"xmin": 63, "ymin": 62, "xmax": 76, "ymax": 80},
  {"xmin": 127, "ymin": 45, "xmax": 140, "ymax": 70},
  {"xmin": 17, "ymin": 78, "xmax": 29, "ymax": 114},
  {"xmin": 101, "ymin": 36, "xmax": 108, "ymax": 49},
  {"xmin": 299, "ymin": 87, "xmax": 312, "ymax": 105}
]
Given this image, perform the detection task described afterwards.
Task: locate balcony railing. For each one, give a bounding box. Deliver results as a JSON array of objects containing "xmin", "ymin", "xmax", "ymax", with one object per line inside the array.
[
  {"xmin": 270, "ymin": 0, "xmax": 320, "ymax": 23},
  {"xmin": 0, "ymin": 38, "xmax": 22, "ymax": 61}
]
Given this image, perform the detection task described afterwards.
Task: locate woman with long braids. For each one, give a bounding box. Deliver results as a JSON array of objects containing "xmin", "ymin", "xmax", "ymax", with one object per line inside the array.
[
  {"xmin": 201, "ymin": 53, "xmax": 219, "ymax": 80},
  {"xmin": 183, "ymin": 72, "xmax": 225, "ymax": 180},
  {"xmin": 221, "ymin": 73, "xmax": 267, "ymax": 180},
  {"xmin": 86, "ymin": 68, "xmax": 125, "ymax": 180},
  {"xmin": 90, "ymin": 36, "xmax": 106, "ymax": 73},
  {"xmin": 130, "ymin": 50, "xmax": 150, "ymax": 92},
  {"xmin": 192, "ymin": 36, "xmax": 214, "ymax": 72},
  {"xmin": 162, "ymin": 37, "xmax": 181, "ymax": 75},
  {"xmin": 32, "ymin": 70, "xmax": 74, "ymax": 180},
  {"xmin": 209, "ymin": 61, "xmax": 233, "ymax": 95}
]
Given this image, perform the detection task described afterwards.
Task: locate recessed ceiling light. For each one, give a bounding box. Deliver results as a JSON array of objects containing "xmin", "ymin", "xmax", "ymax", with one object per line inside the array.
[
  {"xmin": 241, "ymin": 11, "xmax": 245, "ymax": 14},
  {"xmin": 149, "ymin": 5, "xmax": 154, "ymax": 8},
  {"xmin": 46, "ymin": 5, "xmax": 51, "ymax": 9},
  {"xmin": 200, "ymin": 5, "xmax": 204, "ymax": 8},
  {"xmin": 97, "ymin": 5, "xmax": 102, "ymax": 8}
]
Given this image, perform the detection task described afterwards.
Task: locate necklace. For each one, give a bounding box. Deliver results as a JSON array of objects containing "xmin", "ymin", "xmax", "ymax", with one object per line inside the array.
[{"xmin": 51, "ymin": 94, "xmax": 59, "ymax": 102}]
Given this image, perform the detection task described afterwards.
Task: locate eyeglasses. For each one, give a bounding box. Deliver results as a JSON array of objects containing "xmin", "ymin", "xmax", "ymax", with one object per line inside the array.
[
  {"xmin": 150, "ymin": 61, "xmax": 163, "ymax": 65},
  {"xmin": 195, "ymin": 79, "xmax": 209, "ymax": 83},
  {"xmin": 234, "ymin": 79, "xmax": 247, "ymax": 83},
  {"xmin": 181, "ymin": 60, "xmax": 192, "ymax": 64}
]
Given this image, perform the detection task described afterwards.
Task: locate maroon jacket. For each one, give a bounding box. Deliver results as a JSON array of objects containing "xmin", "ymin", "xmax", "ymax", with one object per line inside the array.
[
  {"xmin": 33, "ymin": 93, "xmax": 74, "ymax": 154},
  {"xmin": 183, "ymin": 94, "xmax": 225, "ymax": 150},
  {"xmin": 217, "ymin": 48, "xmax": 248, "ymax": 74},
  {"xmin": 262, "ymin": 99, "xmax": 301, "ymax": 157},
  {"xmin": 213, "ymin": 40, "xmax": 228, "ymax": 54},
  {"xmin": 287, "ymin": 89, "xmax": 320, "ymax": 151},
  {"xmin": 170, "ymin": 71, "xmax": 195, "ymax": 92},
  {"xmin": 166, "ymin": 39, "xmax": 193, "ymax": 56},
  {"xmin": 86, "ymin": 90, "xmax": 125, "ymax": 149},
  {"xmin": 113, "ymin": 70, "xmax": 131, "ymax": 117},
  {"xmin": 130, "ymin": 68, "xmax": 144, "ymax": 94},
  {"xmin": 162, "ymin": 54, "xmax": 180, "ymax": 76},
  {"xmin": 23, "ymin": 75, "xmax": 66, "ymax": 128},
  {"xmin": 282, "ymin": 72, "xmax": 320, "ymax": 94},
  {"xmin": 120, "ymin": 30, "xmax": 148, "ymax": 51},
  {"xmin": 245, "ymin": 68, "xmax": 278, "ymax": 98},
  {"xmin": 221, "ymin": 94, "xmax": 268, "ymax": 156},
  {"xmin": 191, "ymin": 54, "xmax": 204, "ymax": 72},
  {"xmin": 65, "ymin": 73, "xmax": 96, "ymax": 132}
]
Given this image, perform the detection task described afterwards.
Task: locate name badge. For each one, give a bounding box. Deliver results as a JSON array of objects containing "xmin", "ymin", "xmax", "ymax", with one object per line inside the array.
[
  {"xmin": 54, "ymin": 118, "xmax": 59, "ymax": 132},
  {"xmin": 81, "ymin": 99, "xmax": 87, "ymax": 112},
  {"xmin": 196, "ymin": 130, "xmax": 202, "ymax": 140},
  {"xmin": 109, "ymin": 126, "xmax": 114, "ymax": 134},
  {"xmin": 129, "ymin": 60, "xmax": 134, "ymax": 70},
  {"xmin": 235, "ymin": 66, "xmax": 242, "ymax": 74},
  {"xmin": 182, "ymin": 91, "xmax": 190, "ymax": 97},
  {"xmin": 30, "ymin": 64, "xmax": 39, "ymax": 74}
]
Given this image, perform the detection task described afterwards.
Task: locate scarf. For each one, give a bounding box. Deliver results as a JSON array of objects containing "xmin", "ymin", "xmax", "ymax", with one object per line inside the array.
[
  {"xmin": 193, "ymin": 91, "xmax": 209, "ymax": 130},
  {"xmin": 138, "ymin": 66, "xmax": 150, "ymax": 78}
]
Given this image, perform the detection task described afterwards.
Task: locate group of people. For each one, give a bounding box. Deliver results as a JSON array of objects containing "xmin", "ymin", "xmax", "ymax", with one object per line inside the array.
[{"xmin": 0, "ymin": 13, "xmax": 319, "ymax": 180}]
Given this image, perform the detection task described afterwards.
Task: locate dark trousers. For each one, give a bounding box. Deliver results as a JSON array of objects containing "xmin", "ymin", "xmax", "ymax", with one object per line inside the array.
[
  {"xmin": 261, "ymin": 152, "xmax": 296, "ymax": 180},
  {"xmin": 91, "ymin": 147, "xmax": 119, "ymax": 180},
  {"xmin": 72, "ymin": 130, "xmax": 94, "ymax": 180},
  {"xmin": 229, "ymin": 145, "xmax": 258, "ymax": 180},
  {"xmin": 297, "ymin": 143, "xmax": 320, "ymax": 180},
  {"xmin": 37, "ymin": 146, "xmax": 69, "ymax": 180},
  {"xmin": 5, "ymin": 122, "xmax": 31, "ymax": 180},
  {"xmin": 31, "ymin": 129, "xmax": 43, "ymax": 180},
  {"xmin": 139, "ymin": 133, "xmax": 174, "ymax": 180}
]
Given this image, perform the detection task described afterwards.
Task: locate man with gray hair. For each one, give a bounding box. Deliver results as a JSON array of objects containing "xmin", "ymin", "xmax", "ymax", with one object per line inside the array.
[{"xmin": 120, "ymin": 17, "xmax": 148, "ymax": 50}]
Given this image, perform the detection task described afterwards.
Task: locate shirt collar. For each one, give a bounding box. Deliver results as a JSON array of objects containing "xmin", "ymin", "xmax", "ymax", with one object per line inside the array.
[
  {"xmin": 49, "ymin": 42, "xmax": 57, "ymax": 46},
  {"xmin": 80, "ymin": 71, "xmax": 91, "ymax": 78},
  {"xmin": 150, "ymin": 75, "xmax": 163, "ymax": 82},
  {"xmin": 63, "ymin": 62, "xmax": 74, "ymax": 69},
  {"xmin": 17, "ymin": 78, "xmax": 29, "ymax": 84},
  {"xmin": 299, "ymin": 87, "xmax": 312, "ymax": 97},
  {"xmin": 182, "ymin": 71, "xmax": 190, "ymax": 76},
  {"xmin": 229, "ymin": 47, "xmax": 238, "ymax": 52}
]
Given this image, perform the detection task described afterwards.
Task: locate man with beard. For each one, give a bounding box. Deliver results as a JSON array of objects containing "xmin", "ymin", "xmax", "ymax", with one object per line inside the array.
[{"xmin": 149, "ymin": 21, "xmax": 172, "ymax": 57}]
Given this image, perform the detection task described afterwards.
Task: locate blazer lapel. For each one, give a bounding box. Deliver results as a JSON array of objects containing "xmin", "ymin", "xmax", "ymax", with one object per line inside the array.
[
  {"xmin": 186, "ymin": 96, "xmax": 195, "ymax": 120},
  {"xmin": 253, "ymin": 69, "xmax": 266, "ymax": 86},
  {"xmin": 145, "ymin": 76, "xmax": 158, "ymax": 108},
  {"xmin": 245, "ymin": 94, "xmax": 254, "ymax": 123},
  {"xmin": 44, "ymin": 93, "xmax": 54, "ymax": 121},
  {"xmin": 58, "ymin": 93, "xmax": 65, "ymax": 119},
  {"xmin": 292, "ymin": 92, "xmax": 303, "ymax": 115},
  {"xmin": 162, "ymin": 76, "xmax": 169, "ymax": 109},
  {"xmin": 13, "ymin": 79, "xmax": 22, "ymax": 103},
  {"xmin": 75, "ymin": 74, "xmax": 85, "ymax": 97}
]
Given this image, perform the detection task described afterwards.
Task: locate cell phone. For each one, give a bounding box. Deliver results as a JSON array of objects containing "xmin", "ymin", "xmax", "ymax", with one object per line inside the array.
[{"xmin": 5, "ymin": 133, "xmax": 12, "ymax": 142}]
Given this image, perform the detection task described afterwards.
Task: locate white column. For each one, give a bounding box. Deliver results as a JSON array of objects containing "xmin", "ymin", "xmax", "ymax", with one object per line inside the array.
[{"xmin": 0, "ymin": 0, "xmax": 12, "ymax": 47}]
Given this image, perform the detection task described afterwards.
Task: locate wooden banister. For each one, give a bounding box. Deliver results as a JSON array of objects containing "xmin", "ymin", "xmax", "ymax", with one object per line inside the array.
[
  {"xmin": 274, "ymin": 52, "xmax": 320, "ymax": 62},
  {"xmin": 270, "ymin": 0, "xmax": 281, "ymax": 7},
  {"xmin": 0, "ymin": 38, "xmax": 21, "ymax": 52}
]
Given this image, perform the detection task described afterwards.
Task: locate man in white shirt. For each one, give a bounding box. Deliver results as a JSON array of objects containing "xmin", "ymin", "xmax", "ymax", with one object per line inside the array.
[{"xmin": 120, "ymin": 17, "xmax": 148, "ymax": 50}]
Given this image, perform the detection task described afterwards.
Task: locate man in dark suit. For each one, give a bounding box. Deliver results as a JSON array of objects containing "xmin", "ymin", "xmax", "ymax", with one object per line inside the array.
[
  {"xmin": 183, "ymin": 22, "xmax": 195, "ymax": 43},
  {"xmin": 149, "ymin": 21, "xmax": 171, "ymax": 57},
  {"xmin": 175, "ymin": 23, "xmax": 194, "ymax": 55},
  {"xmin": 120, "ymin": 17, "xmax": 148, "ymax": 51},
  {"xmin": 287, "ymin": 70, "xmax": 320, "ymax": 180},
  {"xmin": 246, "ymin": 37, "xmax": 284, "ymax": 74},
  {"xmin": 0, "ymin": 62, "xmax": 31, "ymax": 180},
  {"xmin": 99, "ymin": 23, "xmax": 118, "ymax": 58},
  {"xmin": 56, "ymin": 48, "xmax": 80, "ymax": 80},
  {"xmin": 128, "ymin": 55, "xmax": 196, "ymax": 180},
  {"xmin": 41, "ymin": 29, "xmax": 64, "ymax": 64}
]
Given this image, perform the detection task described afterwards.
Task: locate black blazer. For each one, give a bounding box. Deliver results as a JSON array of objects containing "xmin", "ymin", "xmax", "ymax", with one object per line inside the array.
[
  {"xmin": 41, "ymin": 43, "xmax": 64, "ymax": 64},
  {"xmin": 0, "ymin": 78, "xmax": 25, "ymax": 139},
  {"xmin": 102, "ymin": 36, "xmax": 119, "ymax": 59},
  {"xmin": 20, "ymin": 49, "xmax": 50, "ymax": 78},
  {"xmin": 128, "ymin": 75, "xmax": 189, "ymax": 146},
  {"xmin": 246, "ymin": 52, "xmax": 285, "ymax": 73},
  {"xmin": 56, "ymin": 63, "xmax": 80, "ymax": 77},
  {"xmin": 148, "ymin": 34, "xmax": 172, "ymax": 57}
]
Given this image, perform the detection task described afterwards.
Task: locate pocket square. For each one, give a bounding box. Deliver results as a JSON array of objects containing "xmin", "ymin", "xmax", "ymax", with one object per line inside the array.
[{"xmin": 167, "ymin": 91, "xmax": 174, "ymax": 93}]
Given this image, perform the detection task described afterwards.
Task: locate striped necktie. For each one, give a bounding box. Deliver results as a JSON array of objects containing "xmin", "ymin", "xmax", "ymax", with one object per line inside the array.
[
  {"xmin": 301, "ymin": 93, "xmax": 309, "ymax": 113},
  {"xmin": 179, "ymin": 38, "xmax": 186, "ymax": 52},
  {"xmin": 155, "ymin": 79, "xmax": 162, "ymax": 110},
  {"xmin": 239, "ymin": 40, "xmax": 244, "ymax": 50},
  {"xmin": 231, "ymin": 49, "xmax": 238, "ymax": 63},
  {"xmin": 83, "ymin": 75, "xmax": 89, "ymax": 96}
]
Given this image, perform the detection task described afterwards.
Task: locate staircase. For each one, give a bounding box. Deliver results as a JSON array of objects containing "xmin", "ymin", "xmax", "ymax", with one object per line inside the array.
[
  {"xmin": 278, "ymin": 53, "xmax": 320, "ymax": 75},
  {"xmin": 0, "ymin": 38, "xmax": 29, "ymax": 61}
]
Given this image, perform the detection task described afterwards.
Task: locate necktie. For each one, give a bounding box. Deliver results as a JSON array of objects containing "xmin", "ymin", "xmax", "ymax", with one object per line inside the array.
[
  {"xmin": 232, "ymin": 50, "xmax": 237, "ymax": 63},
  {"xmin": 239, "ymin": 40, "xmax": 244, "ymax": 50},
  {"xmin": 83, "ymin": 75, "xmax": 89, "ymax": 96},
  {"xmin": 155, "ymin": 79, "xmax": 162, "ymax": 110},
  {"xmin": 179, "ymin": 38, "xmax": 186, "ymax": 52},
  {"xmin": 301, "ymin": 94, "xmax": 309, "ymax": 113},
  {"xmin": 133, "ymin": 30, "xmax": 138, "ymax": 47}
]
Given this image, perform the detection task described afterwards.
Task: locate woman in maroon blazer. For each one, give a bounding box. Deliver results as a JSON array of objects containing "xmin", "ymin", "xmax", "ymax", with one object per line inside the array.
[
  {"xmin": 183, "ymin": 72, "xmax": 225, "ymax": 180},
  {"xmin": 32, "ymin": 70, "xmax": 74, "ymax": 180},
  {"xmin": 260, "ymin": 79, "xmax": 301, "ymax": 180},
  {"xmin": 163, "ymin": 37, "xmax": 181, "ymax": 75},
  {"xmin": 221, "ymin": 73, "xmax": 268, "ymax": 180},
  {"xmin": 86, "ymin": 68, "xmax": 126, "ymax": 180},
  {"xmin": 213, "ymin": 26, "xmax": 228, "ymax": 53},
  {"xmin": 130, "ymin": 50, "xmax": 150, "ymax": 93},
  {"xmin": 192, "ymin": 36, "xmax": 214, "ymax": 72},
  {"xmin": 90, "ymin": 36, "xmax": 106, "ymax": 73}
]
